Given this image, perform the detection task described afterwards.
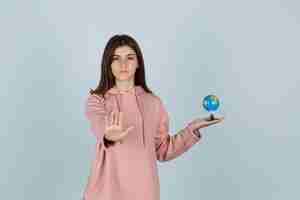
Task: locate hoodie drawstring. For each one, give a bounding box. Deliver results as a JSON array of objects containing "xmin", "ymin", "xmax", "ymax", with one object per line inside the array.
[{"xmin": 134, "ymin": 93, "xmax": 145, "ymax": 148}]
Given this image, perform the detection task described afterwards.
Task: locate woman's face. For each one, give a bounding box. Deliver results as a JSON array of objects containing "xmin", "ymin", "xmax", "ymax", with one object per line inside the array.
[{"xmin": 111, "ymin": 45, "xmax": 138, "ymax": 82}]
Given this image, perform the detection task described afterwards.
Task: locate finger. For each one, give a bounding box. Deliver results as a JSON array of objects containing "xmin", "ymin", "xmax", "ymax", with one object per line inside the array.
[
  {"xmin": 109, "ymin": 111, "xmax": 114, "ymax": 126},
  {"xmin": 115, "ymin": 111, "xmax": 120, "ymax": 126},
  {"xmin": 216, "ymin": 116, "xmax": 225, "ymax": 120},
  {"xmin": 108, "ymin": 111, "xmax": 111, "ymax": 126},
  {"xmin": 112, "ymin": 111, "xmax": 117, "ymax": 125},
  {"xmin": 119, "ymin": 112, "xmax": 123, "ymax": 128},
  {"xmin": 204, "ymin": 117, "xmax": 211, "ymax": 121},
  {"xmin": 207, "ymin": 119, "xmax": 222, "ymax": 126},
  {"xmin": 105, "ymin": 115, "xmax": 108, "ymax": 129},
  {"xmin": 214, "ymin": 117, "xmax": 225, "ymax": 122}
]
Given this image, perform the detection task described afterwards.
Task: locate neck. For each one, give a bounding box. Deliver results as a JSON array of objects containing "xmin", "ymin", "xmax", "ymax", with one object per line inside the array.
[{"xmin": 115, "ymin": 80, "xmax": 135, "ymax": 91}]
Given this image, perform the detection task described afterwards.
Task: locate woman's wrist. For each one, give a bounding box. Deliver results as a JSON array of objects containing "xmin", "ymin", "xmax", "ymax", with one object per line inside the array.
[
  {"xmin": 193, "ymin": 128, "xmax": 201, "ymax": 138},
  {"xmin": 103, "ymin": 136, "xmax": 115, "ymax": 147}
]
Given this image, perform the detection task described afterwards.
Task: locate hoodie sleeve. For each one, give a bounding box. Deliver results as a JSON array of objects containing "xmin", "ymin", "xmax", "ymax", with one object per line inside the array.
[
  {"xmin": 155, "ymin": 98, "xmax": 202, "ymax": 162},
  {"xmin": 85, "ymin": 94, "xmax": 115, "ymax": 149}
]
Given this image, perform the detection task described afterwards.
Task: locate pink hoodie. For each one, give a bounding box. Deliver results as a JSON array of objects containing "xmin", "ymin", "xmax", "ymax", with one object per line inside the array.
[{"xmin": 82, "ymin": 85, "xmax": 202, "ymax": 200}]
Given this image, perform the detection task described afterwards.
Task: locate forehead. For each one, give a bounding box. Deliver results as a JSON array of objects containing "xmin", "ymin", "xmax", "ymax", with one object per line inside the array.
[{"xmin": 113, "ymin": 45, "xmax": 136, "ymax": 56}]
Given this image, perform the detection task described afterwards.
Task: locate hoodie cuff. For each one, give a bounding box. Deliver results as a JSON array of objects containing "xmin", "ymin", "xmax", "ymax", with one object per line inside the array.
[{"xmin": 103, "ymin": 137, "xmax": 116, "ymax": 148}]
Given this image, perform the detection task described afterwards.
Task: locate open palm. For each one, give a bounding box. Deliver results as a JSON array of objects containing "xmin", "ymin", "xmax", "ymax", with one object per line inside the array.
[
  {"xmin": 104, "ymin": 111, "xmax": 134, "ymax": 142},
  {"xmin": 189, "ymin": 115, "xmax": 224, "ymax": 130}
]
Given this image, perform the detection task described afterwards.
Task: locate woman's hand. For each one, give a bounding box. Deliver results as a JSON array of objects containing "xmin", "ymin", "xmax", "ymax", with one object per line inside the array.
[
  {"xmin": 104, "ymin": 111, "xmax": 134, "ymax": 142},
  {"xmin": 189, "ymin": 115, "xmax": 224, "ymax": 130}
]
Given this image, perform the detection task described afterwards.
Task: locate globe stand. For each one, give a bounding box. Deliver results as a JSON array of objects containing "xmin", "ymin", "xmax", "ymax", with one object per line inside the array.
[
  {"xmin": 209, "ymin": 113, "xmax": 215, "ymax": 121},
  {"xmin": 205, "ymin": 113, "xmax": 215, "ymax": 121}
]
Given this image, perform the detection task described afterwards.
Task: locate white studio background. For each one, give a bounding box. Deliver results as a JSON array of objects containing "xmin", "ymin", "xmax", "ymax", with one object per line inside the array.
[{"xmin": 1, "ymin": 0, "xmax": 299, "ymax": 199}]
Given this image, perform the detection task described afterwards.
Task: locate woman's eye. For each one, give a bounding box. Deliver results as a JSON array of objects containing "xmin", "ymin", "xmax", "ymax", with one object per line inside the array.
[{"xmin": 128, "ymin": 57, "xmax": 134, "ymax": 60}]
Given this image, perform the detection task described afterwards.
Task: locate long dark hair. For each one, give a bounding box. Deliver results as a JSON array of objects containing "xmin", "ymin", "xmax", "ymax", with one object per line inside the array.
[{"xmin": 89, "ymin": 34, "xmax": 153, "ymax": 97}]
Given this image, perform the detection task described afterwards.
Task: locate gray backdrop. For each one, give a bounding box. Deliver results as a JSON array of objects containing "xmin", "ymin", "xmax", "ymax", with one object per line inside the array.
[{"xmin": 1, "ymin": 0, "xmax": 299, "ymax": 199}]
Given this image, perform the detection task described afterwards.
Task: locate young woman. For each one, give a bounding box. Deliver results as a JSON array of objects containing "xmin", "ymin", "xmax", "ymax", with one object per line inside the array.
[{"xmin": 82, "ymin": 34, "xmax": 224, "ymax": 200}]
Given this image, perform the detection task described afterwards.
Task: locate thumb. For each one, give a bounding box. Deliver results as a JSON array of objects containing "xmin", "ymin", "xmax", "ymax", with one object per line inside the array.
[
  {"xmin": 119, "ymin": 126, "xmax": 135, "ymax": 139},
  {"xmin": 125, "ymin": 126, "xmax": 135, "ymax": 134}
]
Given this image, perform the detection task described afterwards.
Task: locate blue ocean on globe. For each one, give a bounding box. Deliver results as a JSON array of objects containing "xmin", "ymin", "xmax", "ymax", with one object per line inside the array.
[{"xmin": 202, "ymin": 95, "xmax": 220, "ymax": 112}]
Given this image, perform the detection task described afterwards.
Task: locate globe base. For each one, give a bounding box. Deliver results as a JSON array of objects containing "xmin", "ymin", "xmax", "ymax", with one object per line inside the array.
[{"xmin": 205, "ymin": 113, "xmax": 215, "ymax": 121}]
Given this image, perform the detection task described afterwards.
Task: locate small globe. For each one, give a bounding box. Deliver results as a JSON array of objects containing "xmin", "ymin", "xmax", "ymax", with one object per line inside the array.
[{"xmin": 202, "ymin": 95, "xmax": 220, "ymax": 112}]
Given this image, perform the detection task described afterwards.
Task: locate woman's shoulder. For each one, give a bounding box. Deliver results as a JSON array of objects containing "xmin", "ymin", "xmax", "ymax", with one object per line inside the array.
[
  {"xmin": 142, "ymin": 92, "xmax": 164, "ymax": 107},
  {"xmin": 85, "ymin": 93, "xmax": 106, "ymax": 107}
]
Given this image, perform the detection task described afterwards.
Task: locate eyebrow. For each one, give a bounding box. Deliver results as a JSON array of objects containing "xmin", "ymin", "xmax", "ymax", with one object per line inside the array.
[{"xmin": 112, "ymin": 53, "xmax": 136, "ymax": 57}]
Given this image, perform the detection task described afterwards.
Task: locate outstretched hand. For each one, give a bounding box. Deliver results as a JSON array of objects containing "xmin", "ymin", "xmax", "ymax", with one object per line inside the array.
[
  {"xmin": 104, "ymin": 111, "xmax": 134, "ymax": 142},
  {"xmin": 189, "ymin": 115, "xmax": 224, "ymax": 130}
]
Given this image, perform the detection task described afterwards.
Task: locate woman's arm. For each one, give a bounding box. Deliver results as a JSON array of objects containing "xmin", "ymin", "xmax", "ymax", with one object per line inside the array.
[
  {"xmin": 85, "ymin": 94, "xmax": 115, "ymax": 149},
  {"xmin": 155, "ymin": 98, "xmax": 202, "ymax": 162}
]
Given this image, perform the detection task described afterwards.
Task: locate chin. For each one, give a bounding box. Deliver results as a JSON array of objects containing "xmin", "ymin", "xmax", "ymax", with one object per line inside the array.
[
  {"xmin": 118, "ymin": 73, "xmax": 131, "ymax": 79},
  {"xmin": 116, "ymin": 76, "xmax": 132, "ymax": 81}
]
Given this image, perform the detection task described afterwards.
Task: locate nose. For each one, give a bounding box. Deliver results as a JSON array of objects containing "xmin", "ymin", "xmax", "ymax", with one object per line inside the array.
[{"xmin": 120, "ymin": 58, "xmax": 128, "ymax": 69}]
